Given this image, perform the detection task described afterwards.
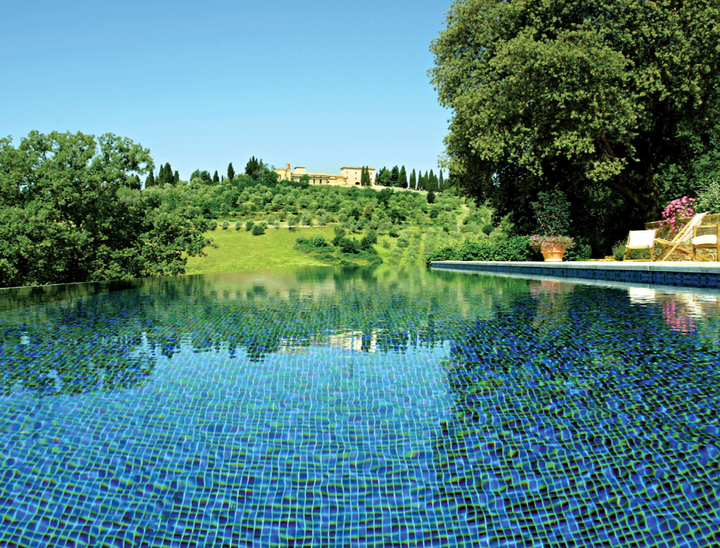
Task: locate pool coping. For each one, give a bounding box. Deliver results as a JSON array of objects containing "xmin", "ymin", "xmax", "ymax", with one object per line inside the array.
[{"xmin": 430, "ymin": 260, "xmax": 720, "ymax": 289}]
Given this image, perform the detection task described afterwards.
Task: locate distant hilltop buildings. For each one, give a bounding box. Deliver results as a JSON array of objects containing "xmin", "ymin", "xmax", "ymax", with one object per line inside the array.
[{"xmin": 274, "ymin": 163, "xmax": 376, "ymax": 186}]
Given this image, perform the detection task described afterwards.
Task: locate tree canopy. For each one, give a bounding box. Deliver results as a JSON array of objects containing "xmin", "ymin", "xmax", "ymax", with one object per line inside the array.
[
  {"xmin": 430, "ymin": 0, "xmax": 720, "ymax": 243},
  {"xmin": 0, "ymin": 131, "xmax": 211, "ymax": 287}
]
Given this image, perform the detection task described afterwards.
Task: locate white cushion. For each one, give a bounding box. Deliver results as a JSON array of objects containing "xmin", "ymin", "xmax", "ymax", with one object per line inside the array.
[{"xmin": 692, "ymin": 234, "xmax": 717, "ymax": 246}]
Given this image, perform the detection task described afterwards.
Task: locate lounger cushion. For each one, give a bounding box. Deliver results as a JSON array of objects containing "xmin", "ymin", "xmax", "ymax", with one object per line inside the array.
[{"xmin": 692, "ymin": 234, "xmax": 717, "ymax": 246}]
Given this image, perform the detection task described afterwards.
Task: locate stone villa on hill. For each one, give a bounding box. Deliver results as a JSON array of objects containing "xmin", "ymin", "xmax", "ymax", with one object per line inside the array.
[{"xmin": 274, "ymin": 163, "xmax": 376, "ymax": 186}]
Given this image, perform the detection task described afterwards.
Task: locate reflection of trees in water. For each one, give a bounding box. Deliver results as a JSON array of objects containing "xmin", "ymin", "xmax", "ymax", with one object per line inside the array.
[
  {"xmin": 1, "ymin": 300, "xmax": 155, "ymax": 396},
  {"xmin": 426, "ymin": 285, "xmax": 720, "ymax": 542},
  {"xmin": 1, "ymin": 267, "xmax": 531, "ymax": 397},
  {"xmin": 138, "ymin": 267, "xmax": 532, "ymax": 364}
]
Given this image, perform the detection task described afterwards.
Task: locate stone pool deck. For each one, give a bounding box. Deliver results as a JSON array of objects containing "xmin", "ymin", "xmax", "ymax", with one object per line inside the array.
[{"xmin": 430, "ymin": 260, "xmax": 720, "ymax": 290}]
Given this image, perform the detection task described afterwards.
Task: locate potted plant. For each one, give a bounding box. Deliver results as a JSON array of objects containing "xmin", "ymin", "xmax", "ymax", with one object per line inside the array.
[
  {"xmin": 529, "ymin": 190, "xmax": 575, "ymax": 262},
  {"xmin": 529, "ymin": 234, "xmax": 576, "ymax": 261}
]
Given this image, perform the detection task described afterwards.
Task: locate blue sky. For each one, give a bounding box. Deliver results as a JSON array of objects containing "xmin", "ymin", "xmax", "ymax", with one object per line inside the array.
[{"xmin": 0, "ymin": 0, "xmax": 452, "ymax": 180}]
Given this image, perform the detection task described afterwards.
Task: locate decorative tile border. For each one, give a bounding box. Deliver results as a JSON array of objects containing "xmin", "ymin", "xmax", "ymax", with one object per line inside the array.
[{"xmin": 430, "ymin": 261, "xmax": 720, "ymax": 289}]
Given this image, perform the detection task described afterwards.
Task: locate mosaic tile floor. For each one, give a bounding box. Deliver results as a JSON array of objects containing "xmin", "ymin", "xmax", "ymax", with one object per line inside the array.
[{"xmin": 0, "ymin": 267, "xmax": 719, "ymax": 547}]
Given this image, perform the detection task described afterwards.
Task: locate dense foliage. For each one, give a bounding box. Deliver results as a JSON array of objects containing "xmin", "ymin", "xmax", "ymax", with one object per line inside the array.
[
  {"xmin": 426, "ymin": 236, "xmax": 536, "ymax": 264},
  {"xmin": 0, "ymin": 131, "xmax": 212, "ymax": 288},
  {"xmin": 426, "ymin": 233, "xmax": 592, "ymax": 265},
  {"xmin": 430, "ymin": 0, "xmax": 720, "ymax": 254}
]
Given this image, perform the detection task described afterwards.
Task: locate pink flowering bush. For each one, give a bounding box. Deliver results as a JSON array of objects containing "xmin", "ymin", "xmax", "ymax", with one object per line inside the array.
[{"xmin": 661, "ymin": 196, "xmax": 696, "ymax": 232}]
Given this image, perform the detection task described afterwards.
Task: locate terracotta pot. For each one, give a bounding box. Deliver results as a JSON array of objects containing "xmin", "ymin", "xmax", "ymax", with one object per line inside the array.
[{"xmin": 540, "ymin": 243, "xmax": 567, "ymax": 262}]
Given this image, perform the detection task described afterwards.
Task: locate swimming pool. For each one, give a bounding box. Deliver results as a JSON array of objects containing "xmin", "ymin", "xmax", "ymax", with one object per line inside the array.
[{"xmin": 1, "ymin": 266, "xmax": 718, "ymax": 547}]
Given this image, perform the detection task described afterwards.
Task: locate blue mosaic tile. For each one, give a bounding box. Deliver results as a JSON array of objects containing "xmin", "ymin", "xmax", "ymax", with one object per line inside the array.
[{"xmin": 0, "ymin": 267, "xmax": 719, "ymax": 547}]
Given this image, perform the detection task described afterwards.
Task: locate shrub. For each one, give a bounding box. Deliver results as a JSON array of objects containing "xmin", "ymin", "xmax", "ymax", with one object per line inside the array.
[
  {"xmin": 359, "ymin": 235, "xmax": 377, "ymax": 254},
  {"xmin": 311, "ymin": 234, "xmax": 327, "ymax": 247},
  {"xmin": 612, "ymin": 240, "xmax": 626, "ymax": 261},
  {"xmin": 378, "ymin": 219, "xmax": 392, "ymax": 233},
  {"xmin": 364, "ymin": 230, "xmax": 378, "ymax": 245},
  {"xmin": 425, "ymin": 236, "xmax": 534, "ymax": 266},
  {"xmin": 697, "ymin": 179, "xmax": 720, "ymax": 213},
  {"xmin": 332, "ymin": 227, "xmax": 346, "ymax": 246},
  {"xmin": 222, "ymin": 220, "xmax": 229, "ymax": 230},
  {"xmin": 338, "ymin": 237, "xmax": 360, "ymax": 254},
  {"xmin": 245, "ymin": 219, "xmax": 254, "ymax": 231},
  {"xmin": 252, "ymin": 221, "xmax": 267, "ymax": 235},
  {"xmin": 235, "ymin": 221, "xmax": 242, "ymax": 231},
  {"xmin": 564, "ymin": 242, "xmax": 592, "ymax": 261}
]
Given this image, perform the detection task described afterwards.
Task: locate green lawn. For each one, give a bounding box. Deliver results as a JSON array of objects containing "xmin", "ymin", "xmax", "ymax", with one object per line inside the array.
[{"xmin": 185, "ymin": 226, "xmax": 337, "ymax": 274}]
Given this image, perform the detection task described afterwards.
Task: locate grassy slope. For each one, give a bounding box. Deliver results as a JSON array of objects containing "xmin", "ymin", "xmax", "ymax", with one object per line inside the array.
[
  {"xmin": 186, "ymin": 202, "xmax": 471, "ymax": 275},
  {"xmin": 185, "ymin": 226, "xmax": 336, "ymax": 274}
]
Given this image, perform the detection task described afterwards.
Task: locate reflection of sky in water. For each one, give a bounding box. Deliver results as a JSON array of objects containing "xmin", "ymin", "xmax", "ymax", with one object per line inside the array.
[{"xmin": 0, "ymin": 267, "xmax": 719, "ymax": 546}]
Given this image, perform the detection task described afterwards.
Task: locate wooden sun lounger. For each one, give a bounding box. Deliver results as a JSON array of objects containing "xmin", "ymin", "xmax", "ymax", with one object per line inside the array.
[{"xmin": 655, "ymin": 212, "xmax": 708, "ymax": 262}]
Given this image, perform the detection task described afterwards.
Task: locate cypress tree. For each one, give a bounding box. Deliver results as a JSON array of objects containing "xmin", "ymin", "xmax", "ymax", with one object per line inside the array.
[
  {"xmin": 390, "ymin": 166, "xmax": 399, "ymax": 187},
  {"xmin": 145, "ymin": 170, "xmax": 155, "ymax": 188},
  {"xmin": 158, "ymin": 162, "xmax": 173, "ymax": 185},
  {"xmin": 409, "ymin": 169, "xmax": 417, "ymax": 190},
  {"xmin": 245, "ymin": 156, "xmax": 262, "ymax": 179},
  {"xmin": 174, "ymin": 170, "xmax": 180, "ymax": 184},
  {"xmin": 213, "ymin": 170, "xmax": 220, "ymax": 183},
  {"xmin": 361, "ymin": 166, "xmax": 371, "ymax": 186},
  {"xmin": 429, "ymin": 169, "xmax": 436, "ymax": 190},
  {"xmin": 227, "ymin": 162, "xmax": 235, "ymax": 181},
  {"xmin": 421, "ymin": 171, "xmax": 429, "ymax": 191},
  {"xmin": 438, "ymin": 170, "xmax": 444, "ymax": 191},
  {"xmin": 398, "ymin": 166, "xmax": 408, "ymax": 189}
]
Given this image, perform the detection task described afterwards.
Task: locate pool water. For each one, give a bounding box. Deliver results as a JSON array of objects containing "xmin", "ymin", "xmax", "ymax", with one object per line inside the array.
[{"xmin": 0, "ymin": 267, "xmax": 718, "ymax": 547}]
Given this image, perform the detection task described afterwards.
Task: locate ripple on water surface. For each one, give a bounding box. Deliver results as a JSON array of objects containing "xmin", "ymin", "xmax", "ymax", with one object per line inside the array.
[{"xmin": 0, "ymin": 267, "xmax": 718, "ymax": 547}]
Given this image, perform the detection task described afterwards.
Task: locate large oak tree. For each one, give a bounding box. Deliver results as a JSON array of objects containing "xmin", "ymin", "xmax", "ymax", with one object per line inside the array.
[{"xmin": 430, "ymin": 0, "xmax": 720, "ymax": 230}]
